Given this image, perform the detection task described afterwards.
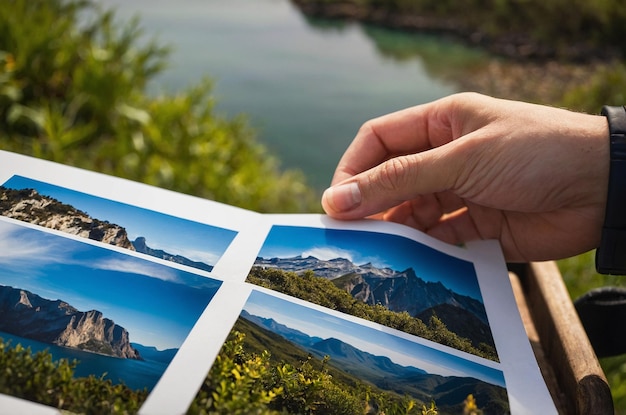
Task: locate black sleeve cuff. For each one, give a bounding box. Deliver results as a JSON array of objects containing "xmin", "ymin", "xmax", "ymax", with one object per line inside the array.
[{"xmin": 596, "ymin": 105, "xmax": 626, "ymax": 275}]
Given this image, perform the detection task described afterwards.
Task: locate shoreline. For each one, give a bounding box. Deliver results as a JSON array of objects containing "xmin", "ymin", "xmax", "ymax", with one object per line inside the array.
[{"xmin": 290, "ymin": 0, "xmax": 620, "ymax": 62}]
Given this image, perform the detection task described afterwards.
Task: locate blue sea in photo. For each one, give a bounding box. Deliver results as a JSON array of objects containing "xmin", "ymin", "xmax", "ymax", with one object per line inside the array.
[
  {"xmin": 0, "ymin": 219, "xmax": 223, "ymax": 394},
  {"xmin": 0, "ymin": 331, "xmax": 170, "ymax": 391}
]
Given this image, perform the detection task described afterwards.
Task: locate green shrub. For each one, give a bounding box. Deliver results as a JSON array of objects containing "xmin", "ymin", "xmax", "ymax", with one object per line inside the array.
[
  {"xmin": 561, "ymin": 63, "xmax": 626, "ymax": 112},
  {"xmin": 188, "ymin": 330, "xmax": 426, "ymax": 415},
  {"xmin": 0, "ymin": 0, "xmax": 319, "ymax": 213},
  {"xmin": 0, "ymin": 338, "xmax": 148, "ymax": 414},
  {"xmin": 247, "ymin": 267, "xmax": 497, "ymax": 360},
  {"xmin": 297, "ymin": 0, "xmax": 626, "ymax": 58}
]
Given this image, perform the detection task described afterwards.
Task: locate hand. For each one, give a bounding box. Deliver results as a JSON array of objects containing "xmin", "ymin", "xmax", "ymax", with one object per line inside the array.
[{"xmin": 321, "ymin": 92, "xmax": 610, "ymax": 262}]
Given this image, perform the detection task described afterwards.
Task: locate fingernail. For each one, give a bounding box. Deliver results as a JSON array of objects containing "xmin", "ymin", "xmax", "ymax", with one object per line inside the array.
[{"xmin": 323, "ymin": 182, "xmax": 361, "ymax": 212}]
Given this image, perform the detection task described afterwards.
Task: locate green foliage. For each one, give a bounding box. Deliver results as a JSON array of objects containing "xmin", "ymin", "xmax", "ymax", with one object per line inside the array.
[
  {"xmin": 266, "ymin": 356, "xmax": 364, "ymax": 415},
  {"xmin": 0, "ymin": 0, "xmax": 319, "ymax": 213},
  {"xmin": 421, "ymin": 401, "xmax": 438, "ymax": 415},
  {"xmin": 558, "ymin": 251, "xmax": 626, "ymax": 301},
  {"xmin": 189, "ymin": 330, "xmax": 433, "ymax": 415},
  {"xmin": 560, "ymin": 63, "xmax": 626, "ymax": 113},
  {"xmin": 297, "ymin": 0, "xmax": 626, "ymax": 58},
  {"xmin": 427, "ymin": 314, "xmax": 474, "ymax": 353},
  {"xmin": 187, "ymin": 330, "xmax": 356, "ymax": 415},
  {"xmin": 0, "ymin": 337, "xmax": 148, "ymax": 414},
  {"xmin": 247, "ymin": 267, "xmax": 498, "ymax": 360},
  {"xmin": 188, "ymin": 331, "xmax": 283, "ymax": 415},
  {"xmin": 600, "ymin": 354, "xmax": 626, "ymax": 413}
]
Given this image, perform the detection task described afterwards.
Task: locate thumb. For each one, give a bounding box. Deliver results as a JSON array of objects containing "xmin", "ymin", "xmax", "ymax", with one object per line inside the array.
[{"xmin": 321, "ymin": 149, "xmax": 459, "ymax": 219}]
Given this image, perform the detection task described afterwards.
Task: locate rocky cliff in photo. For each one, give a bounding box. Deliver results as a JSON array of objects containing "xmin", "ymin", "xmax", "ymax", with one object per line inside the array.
[
  {"xmin": 255, "ymin": 255, "xmax": 487, "ymax": 321},
  {"xmin": 0, "ymin": 186, "xmax": 214, "ymax": 272},
  {"xmin": 0, "ymin": 284, "xmax": 141, "ymax": 360},
  {"xmin": 0, "ymin": 187, "xmax": 134, "ymax": 249},
  {"xmin": 255, "ymin": 255, "xmax": 493, "ymax": 349},
  {"xmin": 132, "ymin": 236, "xmax": 213, "ymax": 272}
]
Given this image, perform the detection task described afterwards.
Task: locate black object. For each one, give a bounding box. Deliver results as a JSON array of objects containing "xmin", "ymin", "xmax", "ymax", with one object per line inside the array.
[
  {"xmin": 596, "ymin": 105, "xmax": 626, "ymax": 275},
  {"xmin": 575, "ymin": 286, "xmax": 626, "ymax": 357}
]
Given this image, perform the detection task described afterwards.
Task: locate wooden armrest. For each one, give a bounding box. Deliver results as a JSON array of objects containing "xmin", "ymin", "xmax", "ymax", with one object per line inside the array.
[{"xmin": 509, "ymin": 261, "xmax": 613, "ymax": 415}]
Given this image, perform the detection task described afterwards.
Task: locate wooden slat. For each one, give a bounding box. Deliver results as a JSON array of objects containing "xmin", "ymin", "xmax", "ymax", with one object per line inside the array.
[{"xmin": 512, "ymin": 261, "xmax": 613, "ymax": 415}]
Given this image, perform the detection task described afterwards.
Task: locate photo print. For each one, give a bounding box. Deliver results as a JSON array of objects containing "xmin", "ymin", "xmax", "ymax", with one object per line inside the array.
[
  {"xmin": 0, "ymin": 220, "xmax": 223, "ymax": 410},
  {"xmin": 192, "ymin": 289, "xmax": 508, "ymax": 415},
  {"xmin": 0, "ymin": 175, "xmax": 238, "ymax": 274},
  {"xmin": 249, "ymin": 225, "xmax": 498, "ymax": 361}
]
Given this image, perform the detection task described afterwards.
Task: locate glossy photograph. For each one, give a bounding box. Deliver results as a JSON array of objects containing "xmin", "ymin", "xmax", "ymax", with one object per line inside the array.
[
  {"xmin": 0, "ymin": 175, "xmax": 238, "ymax": 273},
  {"xmin": 249, "ymin": 225, "xmax": 497, "ymax": 360},
  {"xmin": 200, "ymin": 289, "xmax": 509, "ymax": 414},
  {"xmin": 0, "ymin": 220, "xmax": 222, "ymax": 409}
]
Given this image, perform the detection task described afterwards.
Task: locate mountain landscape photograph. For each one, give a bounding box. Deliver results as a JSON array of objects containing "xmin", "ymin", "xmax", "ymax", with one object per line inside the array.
[
  {"xmin": 0, "ymin": 175, "xmax": 237, "ymax": 273},
  {"xmin": 221, "ymin": 289, "xmax": 509, "ymax": 414},
  {"xmin": 250, "ymin": 225, "xmax": 497, "ymax": 360},
  {"xmin": 0, "ymin": 218, "xmax": 223, "ymax": 408}
]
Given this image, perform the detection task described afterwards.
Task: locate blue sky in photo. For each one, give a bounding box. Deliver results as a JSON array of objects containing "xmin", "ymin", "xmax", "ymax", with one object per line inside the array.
[
  {"xmin": 1, "ymin": 175, "xmax": 237, "ymax": 267},
  {"xmin": 258, "ymin": 225, "xmax": 483, "ymax": 301},
  {"xmin": 0, "ymin": 220, "xmax": 222, "ymax": 350},
  {"xmin": 244, "ymin": 290, "xmax": 505, "ymax": 388}
]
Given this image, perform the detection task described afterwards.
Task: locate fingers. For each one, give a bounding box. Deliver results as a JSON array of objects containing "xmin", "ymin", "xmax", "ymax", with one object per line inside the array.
[
  {"xmin": 330, "ymin": 97, "xmax": 458, "ymax": 186},
  {"xmin": 321, "ymin": 92, "xmax": 502, "ymax": 220},
  {"xmin": 322, "ymin": 145, "xmax": 462, "ymax": 219},
  {"xmin": 382, "ymin": 192, "xmax": 467, "ymax": 230},
  {"xmin": 330, "ymin": 92, "xmax": 498, "ymax": 186},
  {"xmin": 322, "ymin": 94, "xmax": 464, "ymax": 219}
]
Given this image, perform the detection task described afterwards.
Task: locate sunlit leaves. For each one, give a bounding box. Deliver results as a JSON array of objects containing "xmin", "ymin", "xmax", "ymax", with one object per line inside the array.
[
  {"xmin": 0, "ymin": 337, "xmax": 148, "ymax": 413},
  {"xmin": 0, "ymin": 0, "xmax": 319, "ymax": 213}
]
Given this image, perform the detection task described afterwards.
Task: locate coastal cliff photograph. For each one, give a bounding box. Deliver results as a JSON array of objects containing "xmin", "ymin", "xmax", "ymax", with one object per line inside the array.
[
  {"xmin": 0, "ymin": 175, "xmax": 237, "ymax": 273},
  {"xmin": 249, "ymin": 224, "xmax": 497, "ymax": 361},
  {"xmin": 0, "ymin": 218, "xmax": 222, "ymax": 410}
]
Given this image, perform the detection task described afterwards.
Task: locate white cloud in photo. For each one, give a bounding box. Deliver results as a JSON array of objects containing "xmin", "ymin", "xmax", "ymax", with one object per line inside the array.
[
  {"xmin": 355, "ymin": 255, "xmax": 392, "ymax": 269},
  {"xmin": 90, "ymin": 256, "xmax": 181, "ymax": 283},
  {"xmin": 300, "ymin": 246, "xmax": 392, "ymax": 269},
  {"xmin": 0, "ymin": 222, "xmax": 71, "ymax": 266},
  {"xmin": 0, "ymin": 221, "xmax": 183, "ymax": 284},
  {"xmin": 163, "ymin": 245, "xmax": 219, "ymax": 266},
  {"xmin": 302, "ymin": 246, "xmax": 354, "ymax": 262}
]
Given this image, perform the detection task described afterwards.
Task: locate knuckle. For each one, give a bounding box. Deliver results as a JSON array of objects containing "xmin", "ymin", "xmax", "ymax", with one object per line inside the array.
[
  {"xmin": 370, "ymin": 156, "xmax": 416, "ymax": 192},
  {"xmin": 357, "ymin": 119, "xmax": 379, "ymax": 143},
  {"xmin": 358, "ymin": 119, "xmax": 375, "ymax": 134}
]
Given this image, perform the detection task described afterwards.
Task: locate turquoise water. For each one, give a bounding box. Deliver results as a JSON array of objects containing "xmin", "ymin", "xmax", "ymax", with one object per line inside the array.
[
  {"xmin": 97, "ymin": 0, "xmax": 478, "ymax": 189},
  {"xmin": 0, "ymin": 331, "xmax": 169, "ymax": 391}
]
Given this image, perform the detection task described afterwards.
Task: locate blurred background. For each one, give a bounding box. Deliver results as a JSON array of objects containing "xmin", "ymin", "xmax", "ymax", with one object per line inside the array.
[
  {"xmin": 1, "ymin": 0, "xmax": 626, "ymax": 412},
  {"xmin": 100, "ymin": 0, "xmax": 466, "ymax": 190}
]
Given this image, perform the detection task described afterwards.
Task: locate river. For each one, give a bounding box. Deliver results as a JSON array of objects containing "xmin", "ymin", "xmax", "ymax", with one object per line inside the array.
[{"xmin": 97, "ymin": 0, "xmax": 484, "ymax": 190}]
